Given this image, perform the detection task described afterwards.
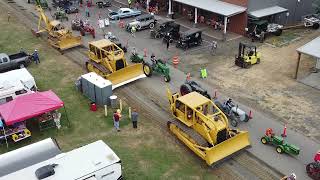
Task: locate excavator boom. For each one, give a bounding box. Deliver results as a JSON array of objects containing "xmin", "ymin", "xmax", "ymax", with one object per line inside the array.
[{"xmin": 33, "ymin": 6, "xmax": 82, "ymax": 50}]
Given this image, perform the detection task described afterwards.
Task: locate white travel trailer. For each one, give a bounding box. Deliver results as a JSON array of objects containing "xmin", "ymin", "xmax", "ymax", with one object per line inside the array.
[
  {"xmin": 0, "ymin": 68, "xmax": 37, "ymax": 104},
  {"xmin": 1, "ymin": 140, "xmax": 122, "ymax": 180}
]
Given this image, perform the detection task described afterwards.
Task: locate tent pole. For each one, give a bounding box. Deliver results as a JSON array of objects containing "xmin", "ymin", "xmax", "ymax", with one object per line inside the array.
[
  {"xmin": 63, "ymin": 105, "xmax": 71, "ymax": 128},
  {"xmin": 294, "ymin": 52, "xmax": 301, "ymax": 79},
  {"xmin": 2, "ymin": 126, "xmax": 8, "ymax": 149}
]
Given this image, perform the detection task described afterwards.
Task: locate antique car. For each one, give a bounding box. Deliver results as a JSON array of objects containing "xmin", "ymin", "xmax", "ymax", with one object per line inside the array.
[
  {"xmin": 96, "ymin": 0, "xmax": 112, "ymax": 8},
  {"xmin": 108, "ymin": 8, "xmax": 141, "ymax": 20},
  {"xmin": 126, "ymin": 14, "xmax": 157, "ymax": 31},
  {"xmin": 64, "ymin": 6, "xmax": 79, "ymax": 14},
  {"xmin": 150, "ymin": 19, "xmax": 180, "ymax": 41},
  {"xmin": 176, "ymin": 28, "xmax": 202, "ymax": 50}
]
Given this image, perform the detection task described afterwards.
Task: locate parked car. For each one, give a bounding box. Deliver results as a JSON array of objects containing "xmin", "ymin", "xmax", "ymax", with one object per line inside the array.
[
  {"xmin": 176, "ymin": 29, "xmax": 202, "ymax": 50},
  {"xmin": 64, "ymin": 6, "xmax": 78, "ymax": 14},
  {"xmin": 126, "ymin": 14, "xmax": 156, "ymax": 31},
  {"xmin": 246, "ymin": 20, "xmax": 283, "ymax": 42},
  {"xmin": 108, "ymin": 8, "xmax": 141, "ymax": 20},
  {"xmin": 96, "ymin": 0, "xmax": 111, "ymax": 8},
  {"xmin": 0, "ymin": 52, "xmax": 32, "ymax": 72},
  {"xmin": 150, "ymin": 19, "xmax": 180, "ymax": 39},
  {"xmin": 304, "ymin": 14, "xmax": 320, "ymax": 29}
]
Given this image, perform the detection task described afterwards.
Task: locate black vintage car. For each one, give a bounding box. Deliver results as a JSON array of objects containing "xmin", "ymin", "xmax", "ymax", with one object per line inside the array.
[
  {"xmin": 176, "ymin": 29, "xmax": 202, "ymax": 50},
  {"xmin": 150, "ymin": 19, "xmax": 180, "ymax": 40},
  {"xmin": 96, "ymin": 0, "xmax": 112, "ymax": 8}
]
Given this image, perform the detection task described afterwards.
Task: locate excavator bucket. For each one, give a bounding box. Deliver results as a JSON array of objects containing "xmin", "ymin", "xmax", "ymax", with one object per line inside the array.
[
  {"xmin": 107, "ymin": 63, "xmax": 146, "ymax": 89},
  {"xmin": 205, "ymin": 131, "xmax": 250, "ymax": 165},
  {"xmin": 54, "ymin": 36, "xmax": 82, "ymax": 51}
]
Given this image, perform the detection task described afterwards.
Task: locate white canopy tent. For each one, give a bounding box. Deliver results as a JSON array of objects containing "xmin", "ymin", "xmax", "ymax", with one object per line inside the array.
[{"xmin": 295, "ymin": 36, "xmax": 320, "ymax": 79}]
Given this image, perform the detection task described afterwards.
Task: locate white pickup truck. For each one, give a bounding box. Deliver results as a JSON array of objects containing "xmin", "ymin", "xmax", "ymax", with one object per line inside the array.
[{"xmin": 0, "ymin": 52, "xmax": 32, "ymax": 72}]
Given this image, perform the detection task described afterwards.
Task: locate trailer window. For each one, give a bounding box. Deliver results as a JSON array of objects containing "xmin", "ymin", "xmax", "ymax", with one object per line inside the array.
[
  {"xmin": 6, "ymin": 96, "xmax": 13, "ymax": 102},
  {"xmin": 15, "ymin": 89, "xmax": 27, "ymax": 95},
  {"xmin": 0, "ymin": 98, "xmax": 6, "ymax": 104},
  {"xmin": 0, "ymin": 59, "xmax": 2, "ymax": 64},
  {"xmin": 2, "ymin": 57, "xmax": 8, "ymax": 63}
]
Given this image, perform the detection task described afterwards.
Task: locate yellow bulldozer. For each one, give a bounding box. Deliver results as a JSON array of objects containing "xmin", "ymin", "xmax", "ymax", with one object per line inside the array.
[
  {"xmin": 32, "ymin": 6, "xmax": 81, "ymax": 50},
  {"xmin": 166, "ymin": 89, "xmax": 251, "ymax": 166},
  {"xmin": 86, "ymin": 39, "xmax": 148, "ymax": 89}
]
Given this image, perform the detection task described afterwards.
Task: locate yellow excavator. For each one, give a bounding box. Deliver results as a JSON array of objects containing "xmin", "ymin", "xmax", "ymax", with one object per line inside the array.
[
  {"xmin": 166, "ymin": 89, "xmax": 251, "ymax": 166},
  {"xmin": 32, "ymin": 6, "xmax": 81, "ymax": 50},
  {"xmin": 86, "ymin": 39, "xmax": 148, "ymax": 89}
]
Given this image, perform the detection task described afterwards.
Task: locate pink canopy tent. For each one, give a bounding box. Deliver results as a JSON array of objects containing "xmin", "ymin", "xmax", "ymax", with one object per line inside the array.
[{"xmin": 0, "ymin": 90, "xmax": 64, "ymax": 126}]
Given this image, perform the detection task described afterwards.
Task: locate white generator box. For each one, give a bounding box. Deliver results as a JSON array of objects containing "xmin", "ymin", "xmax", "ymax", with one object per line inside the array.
[{"xmin": 81, "ymin": 72, "xmax": 112, "ymax": 105}]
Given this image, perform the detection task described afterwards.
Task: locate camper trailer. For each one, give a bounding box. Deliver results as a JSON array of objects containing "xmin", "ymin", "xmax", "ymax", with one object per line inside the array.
[
  {"xmin": 0, "ymin": 68, "xmax": 37, "ymax": 104},
  {"xmin": 1, "ymin": 140, "xmax": 122, "ymax": 180}
]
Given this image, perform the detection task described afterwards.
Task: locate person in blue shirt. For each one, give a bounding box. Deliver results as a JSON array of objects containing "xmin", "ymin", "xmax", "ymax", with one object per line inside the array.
[{"xmin": 33, "ymin": 49, "xmax": 40, "ymax": 64}]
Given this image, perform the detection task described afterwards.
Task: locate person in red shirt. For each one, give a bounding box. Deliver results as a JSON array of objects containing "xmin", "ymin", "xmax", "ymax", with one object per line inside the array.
[
  {"xmin": 113, "ymin": 109, "xmax": 121, "ymax": 132},
  {"xmin": 314, "ymin": 151, "xmax": 320, "ymax": 162}
]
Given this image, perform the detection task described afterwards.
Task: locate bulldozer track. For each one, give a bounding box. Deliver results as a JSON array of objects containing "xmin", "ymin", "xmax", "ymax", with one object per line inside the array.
[{"xmin": 2, "ymin": 0, "xmax": 284, "ymax": 179}]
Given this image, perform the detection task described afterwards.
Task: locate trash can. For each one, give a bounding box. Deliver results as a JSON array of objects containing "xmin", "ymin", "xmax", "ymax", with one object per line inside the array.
[
  {"xmin": 109, "ymin": 95, "xmax": 118, "ymax": 108},
  {"xmin": 90, "ymin": 102, "xmax": 97, "ymax": 111}
]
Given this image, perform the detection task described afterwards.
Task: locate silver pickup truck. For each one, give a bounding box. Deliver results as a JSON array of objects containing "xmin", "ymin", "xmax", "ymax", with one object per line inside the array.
[{"xmin": 0, "ymin": 52, "xmax": 32, "ymax": 72}]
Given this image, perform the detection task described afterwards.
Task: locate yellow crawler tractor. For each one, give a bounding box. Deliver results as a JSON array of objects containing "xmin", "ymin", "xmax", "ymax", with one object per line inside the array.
[
  {"xmin": 166, "ymin": 90, "xmax": 251, "ymax": 166},
  {"xmin": 32, "ymin": 6, "xmax": 81, "ymax": 50},
  {"xmin": 86, "ymin": 39, "xmax": 148, "ymax": 89}
]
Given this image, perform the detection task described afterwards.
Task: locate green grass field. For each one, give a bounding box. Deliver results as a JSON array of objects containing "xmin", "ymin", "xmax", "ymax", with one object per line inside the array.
[{"xmin": 0, "ymin": 8, "xmax": 217, "ymax": 180}]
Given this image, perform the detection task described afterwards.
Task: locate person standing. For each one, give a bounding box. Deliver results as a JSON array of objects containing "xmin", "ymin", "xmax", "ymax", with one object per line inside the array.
[
  {"xmin": 113, "ymin": 109, "xmax": 121, "ymax": 132},
  {"xmin": 33, "ymin": 49, "xmax": 40, "ymax": 64},
  {"xmin": 131, "ymin": 26, "xmax": 136, "ymax": 37},
  {"xmin": 128, "ymin": 0, "xmax": 132, "ymax": 8},
  {"xmin": 7, "ymin": 12, "xmax": 10, "ymax": 22},
  {"xmin": 131, "ymin": 108, "xmax": 139, "ymax": 129},
  {"xmin": 166, "ymin": 37, "xmax": 170, "ymax": 50},
  {"xmin": 85, "ymin": 6, "xmax": 90, "ymax": 17}
]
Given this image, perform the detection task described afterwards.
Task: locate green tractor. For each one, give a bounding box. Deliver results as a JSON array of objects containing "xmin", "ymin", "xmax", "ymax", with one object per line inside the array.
[
  {"xmin": 261, "ymin": 128, "xmax": 300, "ymax": 156},
  {"xmin": 130, "ymin": 53, "xmax": 144, "ymax": 63},
  {"xmin": 53, "ymin": 8, "xmax": 68, "ymax": 21},
  {"xmin": 143, "ymin": 59, "xmax": 171, "ymax": 82}
]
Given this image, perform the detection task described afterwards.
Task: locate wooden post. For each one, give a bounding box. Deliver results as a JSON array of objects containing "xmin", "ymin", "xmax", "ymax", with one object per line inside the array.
[
  {"xmin": 128, "ymin": 107, "xmax": 132, "ymax": 119},
  {"xmin": 119, "ymin": 99, "xmax": 122, "ymax": 111},
  {"xmin": 294, "ymin": 52, "xmax": 301, "ymax": 79},
  {"xmin": 104, "ymin": 105, "xmax": 108, "ymax": 117}
]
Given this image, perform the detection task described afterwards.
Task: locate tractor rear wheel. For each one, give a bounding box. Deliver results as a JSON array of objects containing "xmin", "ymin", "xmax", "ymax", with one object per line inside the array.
[
  {"xmin": 143, "ymin": 62, "xmax": 153, "ymax": 77},
  {"xmin": 180, "ymin": 84, "xmax": 192, "ymax": 96},
  {"xmin": 312, "ymin": 23, "xmax": 320, "ymax": 29},
  {"xmin": 164, "ymin": 75, "xmax": 171, "ymax": 82},
  {"xmin": 244, "ymin": 114, "xmax": 250, "ymax": 122},
  {"xmin": 276, "ymin": 146, "xmax": 284, "ymax": 154},
  {"xmin": 231, "ymin": 119, "xmax": 238, "ymax": 127},
  {"xmin": 261, "ymin": 137, "xmax": 268, "ymax": 144},
  {"xmin": 230, "ymin": 113, "xmax": 238, "ymax": 127},
  {"xmin": 256, "ymin": 58, "xmax": 261, "ymax": 64}
]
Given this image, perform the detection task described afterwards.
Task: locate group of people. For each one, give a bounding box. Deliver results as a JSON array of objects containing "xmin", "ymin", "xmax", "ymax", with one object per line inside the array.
[{"xmin": 113, "ymin": 108, "xmax": 139, "ymax": 132}]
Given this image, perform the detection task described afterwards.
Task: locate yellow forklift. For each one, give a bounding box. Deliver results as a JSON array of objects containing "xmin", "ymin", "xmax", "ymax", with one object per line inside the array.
[{"xmin": 235, "ymin": 42, "xmax": 261, "ymax": 68}]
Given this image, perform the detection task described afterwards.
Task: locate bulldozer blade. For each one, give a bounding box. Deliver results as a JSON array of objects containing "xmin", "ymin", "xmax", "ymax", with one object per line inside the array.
[
  {"xmin": 205, "ymin": 131, "xmax": 251, "ymax": 166},
  {"xmin": 168, "ymin": 122, "xmax": 250, "ymax": 166},
  {"xmin": 107, "ymin": 63, "xmax": 146, "ymax": 89},
  {"xmin": 57, "ymin": 36, "xmax": 82, "ymax": 50}
]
